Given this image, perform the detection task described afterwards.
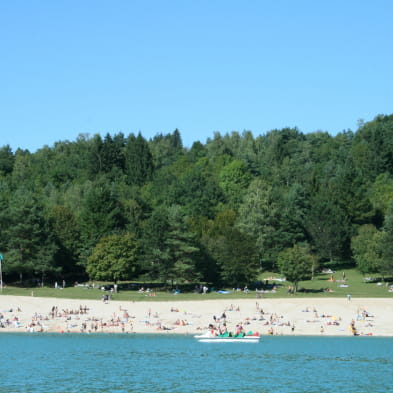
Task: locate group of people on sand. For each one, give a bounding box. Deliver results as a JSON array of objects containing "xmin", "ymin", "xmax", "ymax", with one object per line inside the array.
[
  {"xmin": 302, "ymin": 306, "xmax": 341, "ymax": 325},
  {"xmin": 226, "ymin": 304, "xmax": 240, "ymax": 311},
  {"xmin": 202, "ymin": 302, "xmax": 376, "ymax": 337},
  {"xmin": 0, "ymin": 307, "xmax": 47, "ymax": 331},
  {"xmin": 39, "ymin": 304, "xmax": 137, "ymax": 333},
  {"xmin": 1, "ymin": 296, "xmax": 382, "ymax": 336},
  {"xmin": 204, "ymin": 303, "xmax": 294, "ymax": 337},
  {"xmin": 174, "ymin": 319, "xmax": 188, "ymax": 326},
  {"xmin": 50, "ymin": 305, "xmax": 90, "ymax": 318}
]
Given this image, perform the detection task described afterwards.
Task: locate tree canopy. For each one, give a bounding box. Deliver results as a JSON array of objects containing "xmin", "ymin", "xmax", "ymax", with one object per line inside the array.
[
  {"xmin": 1, "ymin": 115, "xmax": 393, "ymax": 288},
  {"xmin": 277, "ymin": 244, "xmax": 316, "ymax": 293},
  {"xmin": 86, "ymin": 233, "xmax": 139, "ymax": 283}
]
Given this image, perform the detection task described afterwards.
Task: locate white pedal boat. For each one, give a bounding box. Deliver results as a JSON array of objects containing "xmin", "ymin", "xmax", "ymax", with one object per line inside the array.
[{"xmin": 195, "ymin": 332, "xmax": 260, "ymax": 343}]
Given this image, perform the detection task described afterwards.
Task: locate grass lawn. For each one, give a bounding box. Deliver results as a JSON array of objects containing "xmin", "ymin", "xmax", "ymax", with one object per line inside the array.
[
  {"xmin": 0, "ymin": 267, "xmax": 392, "ymax": 301},
  {"xmin": 259, "ymin": 267, "xmax": 393, "ymax": 298}
]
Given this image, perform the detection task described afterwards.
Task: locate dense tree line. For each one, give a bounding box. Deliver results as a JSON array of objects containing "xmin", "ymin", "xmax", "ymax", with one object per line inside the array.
[{"xmin": 1, "ymin": 115, "xmax": 393, "ymax": 288}]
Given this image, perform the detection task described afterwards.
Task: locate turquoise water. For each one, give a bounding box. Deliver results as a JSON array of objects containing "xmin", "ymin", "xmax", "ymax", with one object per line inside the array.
[{"xmin": 1, "ymin": 334, "xmax": 392, "ymax": 393}]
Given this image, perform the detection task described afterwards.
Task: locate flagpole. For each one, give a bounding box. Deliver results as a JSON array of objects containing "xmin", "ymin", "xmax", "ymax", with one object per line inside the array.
[{"xmin": 0, "ymin": 254, "xmax": 3, "ymax": 293}]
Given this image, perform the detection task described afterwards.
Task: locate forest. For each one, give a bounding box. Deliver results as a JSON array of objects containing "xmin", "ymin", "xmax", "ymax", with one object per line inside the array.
[{"xmin": 1, "ymin": 114, "xmax": 393, "ymax": 289}]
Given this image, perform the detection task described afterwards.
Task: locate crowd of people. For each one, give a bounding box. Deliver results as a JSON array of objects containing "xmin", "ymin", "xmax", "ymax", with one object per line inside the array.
[{"xmin": 0, "ymin": 296, "xmax": 384, "ymax": 336}]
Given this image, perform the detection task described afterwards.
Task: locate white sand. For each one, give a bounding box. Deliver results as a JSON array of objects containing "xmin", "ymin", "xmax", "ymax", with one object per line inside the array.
[{"xmin": 0, "ymin": 295, "xmax": 392, "ymax": 336}]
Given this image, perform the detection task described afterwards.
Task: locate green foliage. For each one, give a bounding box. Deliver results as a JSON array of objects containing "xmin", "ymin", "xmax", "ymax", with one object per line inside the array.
[
  {"xmin": 219, "ymin": 159, "xmax": 252, "ymax": 208},
  {"xmin": 305, "ymin": 194, "xmax": 351, "ymax": 262},
  {"xmin": 11, "ymin": 150, "xmax": 34, "ymax": 188},
  {"xmin": 370, "ymin": 173, "xmax": 393, "ymax": 217},
  {"xmin": 205, "ymin": 132, "xmax": 234, "ymax": 159},
  {"xmin": 353, "ymin": 114, "xmax": 393, "ymax": 178},
  {"xmin": 2, "ymin": 189, "xmax": 59, "ymax": 281},
  {"xmin": 141, "ymin": 205, "xmax": 200, "ymax": 284},
  {"xmin": 165, "ymin": 205, "xmax": 200, "ymax": 282},
  {"xmin": 149, "ymin": 129, "xmax": 184, "ymax": 169},
  {"xmin": 351, "ymin": 224, "xmax": 383, "ymax": 274},
  {"xmin": 380, "ymin": 205, "xmax": 393, "ymax": 277},
  {"xmin": 197, "ymin": 209, "xmax": 236, "ymax": 284},
  {"xmin": 351, "ymin": 206, "xmax": 393, "ymax": 279},
  {"xmin": 122, "ymin": 198, "xmax": 146, "ymax": 236},
  {"xmin": 188, "ymin": 141, "xmax": 207, "ymax": 162},
  {"xmin": 237, "ymin": 179, "xmax": 280, "ymax": 268},
  {"xmin": 86, "ymin": 233, "xmax": 139, "ymax": 282},
  {"xmin": 47, "ymin": 205, "xmax": 82, "ymax": 277},
  {"xmin": 277, "ymin": 244, "xmax": 316, "ymax": 292},
  {"xmin": 213, "ymin": 227, "xmax": 259, "ymax": 287},
  {"xmin": 1, "ymin": 115, "xmax": 393, "ymax": 288},
  {"xmin": 78, "ymin": 179, "xmax": 125, "ymax": 254},
  {"xmin": 174, "ymin": 164, "xmax": 224, "ymax": 218},
  {"xmin": 124, "ymin": 133, "xmax": 154, "ymax": 186},
  {"xmin": 0, "ymin": 145, "xmax": 15, "ymax": 176}
]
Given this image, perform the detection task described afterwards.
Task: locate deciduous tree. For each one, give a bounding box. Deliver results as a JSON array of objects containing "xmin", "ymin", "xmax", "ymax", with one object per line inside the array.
[
  {"xmin": 86, "ymin": 233, "xmax": 140, "ymax": 283},
  {"xmin": 277, "ymin": 244, "xmax": 316, "ymax": 293}
]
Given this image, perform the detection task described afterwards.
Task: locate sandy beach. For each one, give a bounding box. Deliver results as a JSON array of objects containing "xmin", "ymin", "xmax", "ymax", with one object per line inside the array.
[{"xmin": 0, "ymin": 295, "xmax": 392, "ymax": 336}]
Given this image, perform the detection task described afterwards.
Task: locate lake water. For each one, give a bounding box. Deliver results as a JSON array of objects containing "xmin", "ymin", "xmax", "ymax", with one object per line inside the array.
[{"xmin": 0, "ymin": 334, "xmax": 392, "ymax": 392}]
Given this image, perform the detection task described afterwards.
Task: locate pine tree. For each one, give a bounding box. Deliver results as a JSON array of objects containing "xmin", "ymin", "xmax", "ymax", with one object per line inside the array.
[{"xmin": 124, "ymin": 133, "xmax": 154, "ymax": 185}]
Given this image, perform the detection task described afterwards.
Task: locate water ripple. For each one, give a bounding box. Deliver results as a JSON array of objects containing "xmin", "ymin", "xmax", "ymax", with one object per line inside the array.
[{"xmin": 0, "ymin": 334, "xmax": 392, "ymax": 392}]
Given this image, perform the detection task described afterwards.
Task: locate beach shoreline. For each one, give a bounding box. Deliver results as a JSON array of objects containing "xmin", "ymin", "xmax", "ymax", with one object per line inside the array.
[{"xmin": 0, "ymin": 295, "xmax": 392, "ymax": 337}]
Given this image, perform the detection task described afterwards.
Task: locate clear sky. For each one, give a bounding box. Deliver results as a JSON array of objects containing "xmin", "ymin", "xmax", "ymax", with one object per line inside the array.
[{"xmin": 1, "ymin": 0, "xmax": 392, "ymax": 152}]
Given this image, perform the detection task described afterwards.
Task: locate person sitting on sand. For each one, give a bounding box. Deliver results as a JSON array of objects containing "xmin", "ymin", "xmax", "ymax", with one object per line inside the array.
[{"xmin": 350, "ymin": 319, "xmax": 359, "ymax": 336}]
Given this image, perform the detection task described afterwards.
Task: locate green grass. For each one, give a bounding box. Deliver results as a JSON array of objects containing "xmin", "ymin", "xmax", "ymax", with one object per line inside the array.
[
  {"xmin": 1, "ymin": 267, "xmax": 392, "ymax": 301},
  {"xmin": 259, "ymin": 267, "xmax": 393, "ymax": 298}
]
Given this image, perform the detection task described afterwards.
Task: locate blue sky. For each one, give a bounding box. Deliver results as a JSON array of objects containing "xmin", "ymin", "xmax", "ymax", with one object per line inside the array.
[{"xmin": 1, "ymin": 0, "xmax": 392, "ymax": 152}]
